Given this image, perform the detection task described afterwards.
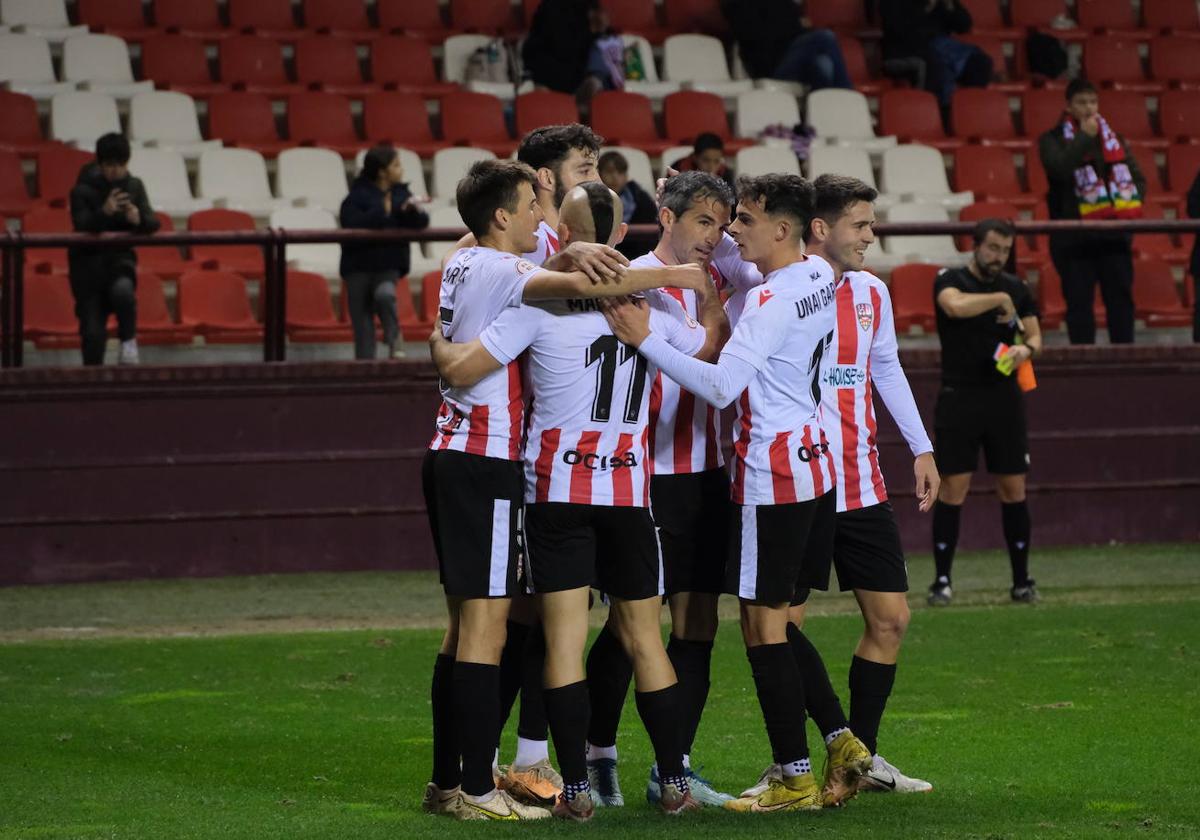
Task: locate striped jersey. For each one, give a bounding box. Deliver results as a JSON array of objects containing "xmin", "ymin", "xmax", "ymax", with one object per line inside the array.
[
  {"xmin": 428, "ymin": 246, "xmax": 547, "ymax": 460},
  {"xmin": 721, "ymin": 255, "xmax": 838, "ymax": 506},
  {"xmin": 479, "ymin": 291, "xmax": 706, "ymax": 506},
  {"xmin": 522, "ymin": 220, "xmax": 560, "ymax": 265},
  {"xmin": 820, "ymin": 271, "xmax": 933, "ymax": 511},
  {"xmin": 630, "ymin": 251, "xmax": 726, "ymax": 475}
]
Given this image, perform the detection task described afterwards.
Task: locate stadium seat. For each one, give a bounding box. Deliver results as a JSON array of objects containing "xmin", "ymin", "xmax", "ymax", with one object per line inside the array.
[
  {"xmin": 409, "ymin": 204, "xmax": 461, "ymax": 275},
  {"xmin": 50, "ymin": 91, "xmax": 121, "ymax": 150},
  {"xmin": 271, "ymin": 206, "xmax": 341, "ymax": 277},
  {"xmin": 0, "ymin": 90, "xmax": 56, "ymax": 156},
  {"xmin": 807, "ymin": 0, "xmax": 872, "ymax": 34},
  {"xmin": 197, "ymin": 147, "xmax": 288, "ymax": 217},
  {"xmin": 1009, "ymin": 0, "xmax": 1086, "ymax": 41},
  {"xmin": 121, "ymin": 270, "xmax": 195, "ymax": 343},
  {"xmin": 219, "ymin": 35, "xmax": 305, "ymax": 97},
  {"xmin": 355, "ymin": 146, "xmax": 430, "ymax": 200},
  {"xmin": 432, "ymin": 147, "xmax": 495, "ymax": 203},
  {"xmin": 662, "ymin": 34, "xmax": 752, "ymax": 96},
  {"xmin": 361, "ymin": 92, "xmax": 448, "ymax": 158},
  {"xmin": 879, "ymin": 89, "xmax": 964, "ymax": 151},
  {"xmin": 515, "ymin": 91, "xmax": 580, "ymax": 137},
  {"xmin": 1076, "ymin": 0, "xmax": 1153, "ymax": 40},
  {"xmin": 880, "ymin": 145, "xmax": 974, "ymax": 210},
  {"xmin": 806, "ymin": 89, "xmax": 897, "ymax": 153},
  {"xmin": 276, "ymin": 147, "xmax": 349, "ymax": 212},
  {"xmin": 228, "ymin": 0, "xmax": 303, "ymax": 41},
  {"xmin": 1158, "ymin": 90, "xmax": 1200, "ymax": 143},
  {"xmin": 663, "ymin": 0, "xmax": 728, "ymax": 37},
  {"xmin": 207, "ymin": 92, "xmax": 291, "ymax": 157},
  {"xmin": 21, "ymin": 203, "xmax": 71, "ymax": 274},
  {"xmin": 187, "ymin": 208, "xmax": 265, "ymax": 276},
  {"xmin": 836, "ymin": 36, "xmax": 890, "ymax": 98},
  {"xmin": 887, "ymin": 263, "xmax": 941, "ymax": 332},
  {"xmin": 394, "ymin": 276, "xmax": 435, "ymax": 340},
  {"xmin": 662, "ymin": 90, "xmax": 754, "ymax": 151},
  {"xmin": 735, "ymin": 146, "xmax": 800, "ymax": 178},
  {"xmin": 36, "ymin": 145, "xmax": 92, "ymax": 206},
  {"xmin": 1143, "ymin": 0, "xmax": 1200, "ymax": 36},
  {"xmin": 734, "ymin": 90, "xmax": 801, "ymax": 140},
  {"xmin": 283, "ymin": 269, "xmax": 354, "ymax": 341},
  {"xmin": 0, "ymin": 0, "xmax": 86, "ymax": 42},
  {"xmin": 287, "ymin": 92, "xmax": 363, "ymax": 158},
  {"xmin": 153, "ymin": 0, "xmax": 230, "ymax": 39},
  {"xmin": 134, "ymin": 213, "xmax": 191, "ymax": 280},
  {"xmin": 420, "ymin": 270, "xmax": 441, "ymax": 323},
  {"xmin": 294, "ymin": 36, "xmax": 377, "ymax": 97},
  {"xmin": 0, "ymin": 149, "xmax": 32, "ymax": 218},
  {"xmin": 377, "ymin": 0, "xmax": 456, "ymax": 44},
  {"xmin": 62, "ymin": 34, "xmax": 155, "ymax": 99},
  {"xmin": 371, "ymin": 36, "xmax": 460, "ymax": 97},
  {"xmin": 591, "ymin": 91, "xmax": 673, "ymax": 156},
  {"xmin": 956, "ymin": 200, "xmax": 1023, "ymax": 253},
  {"xmin": 620, "ymin": 34, "xmax": 680, "ymax": 99},
  {"xmin": 957, "ymin": 34, "xmax": 1029, "ymax": 93},
  {"xmin": 959, "ymin": 0, "xmax": 1020, "ymax": 41},
  {"xmin": 1083, "ymin": 37, "xmax": 1163, "ymax": 93},
  {"xmin": 1020, "ymin": 87, "xmax": 1068, "ymax": 137},
  {"xmin": 1132, "ymin": 202, "xmax": 1190, "ymax": 265},
  {"xmin": 950, "ymin": 87, "xmax": 1030, "ymax": 150},
  {"xmin": 604, "ymin": 0, "xmax": 671, "ymax": 44},
  {"xmin": 806, "ymin": 145, "xmax": 896, "ymax": 214},
  {"xmin": 1133, "ymin": 258, "xmax": 1190, "ymax": 325},
  {"xmin": 23, "ymin": 274, "xmax": 78, "ymax": 347},
  {"xmin": 128, "ymin": 147, "xmax": 214, "ymax": 217},
  {"xmin": 1098, "ymin": 89, "xmax": 1166, "ymax": 149},
  {"xmin": 1126, "ymin": 145, "xmax": 1178, "ymax": 207},
  {"xmin": 1149, "ymin": 37, "xmax": 1200, "ymax": 88},
  {"xmin": 302, "ymin": 0, "xmax": 379, "ymax": 40},
  {"xmin": 1167, "ymin": 144, "xmax": 1200, "ymax": 193},
  {"xmin": 953, "ymin": 146, "xmax": 1037, "ymax": 209},
  {"xmin": 177, "ymin": 270, "xmax": 264, "ymax": 343},
  {"xmin": 883, "ymin": 204, "xmax": 970, "ymax": 269},
  {"xmin": 450, "ymin": 0, "xmax": 519, "ymax": 35},
  {"xmin": 129, "ymin": 91, "xmax": 221, "ymax": 159},
  {"xmin": 440, "ymin": 91, "xmax": 516, "ymax": 156},
  {"xmin": 141, "ymin": 34, "xmax": 225, "ymax": 99},
  {"xmin": 0, "ymin": 34, "xmax": 76, "ymax": 100},
  {"xmin": 598, "ymin": 146, "xmax": 655, "ymax": 194},
  {"xmin": 77, "ymin": 0, "xmax": 155, "ymax": 43},
  {"xmin": 441, "ymin": 34, "xmax": 531, "ymax": 99}
]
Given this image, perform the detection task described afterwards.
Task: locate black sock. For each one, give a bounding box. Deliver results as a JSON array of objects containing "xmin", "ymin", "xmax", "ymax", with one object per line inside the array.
[
  {"xmin": 1001, "ymin": 501, "xmax": 1032, "ymax": 587},
  {"xmin": 497, "ymin": 620, "xmax": 529, "ymax": 738},
  {"xmin": 932, "ymin": 500, "xmax": 962, "ymax": 582},
  {"xmin": 585, "ymin": 622, "xmax": 632, "ymax": 747},
  {"xmin": 746, "ymin": 642, "xmax": 809, "ymax": 764},
  {"xmin": 634, "ymin": 684, "xmax": 687, "ymax": 781},
  {"xmin": 454, "ymin": 661, "xmax": 500, "ymax": 796},
  {"xmin": 544, "ymin": 681, "xmax": 590, "ymax": 788},
  {"xmin": 430, "ymin": 653, "xmax": 461, "ymax": 789},
  {"xmin": 848, "ymin": 656, "xmax": 896, "ymax": 756},
  {"xmin": 666, "ymin": 635, "xmax": 713, "ymax": 756},
  {"xmin": 786, "ymin": 623, "xmax": 848, "ymax": 736},
  {"xmin": 517, "ymin": 622, "xmax": 549, "ymax": 741}
]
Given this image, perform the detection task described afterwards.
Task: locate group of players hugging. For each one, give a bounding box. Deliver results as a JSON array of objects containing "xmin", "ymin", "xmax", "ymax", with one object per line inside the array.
[{"xmin": 420, "ymin": 123, "xmax": 941, "ymax": 821}]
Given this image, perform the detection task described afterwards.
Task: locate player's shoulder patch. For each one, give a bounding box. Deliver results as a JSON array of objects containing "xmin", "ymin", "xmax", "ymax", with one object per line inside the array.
[
  {"xmin": 756, "ymin": 285, "xmax": 776, "ymax": 307},
  {"xmin": 515, "ymin": 258, "xmax": 539, "ymax": 275}
]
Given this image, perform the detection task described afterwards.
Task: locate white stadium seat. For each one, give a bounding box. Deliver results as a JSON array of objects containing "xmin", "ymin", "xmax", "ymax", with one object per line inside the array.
[
  {"xmin": 62, "ymin": 34, "xmax": 154, "ymax": 99},
  {"xmin": 736, "ymin": 146, "xmax": 800, "ymax": 178},
  {"xmin": 599, "ymin": 146, "xmax": 654, "ymax": 195},
  {"xmin": 806, "ymin": 89, "xmax": 897, "ymax": 153},
  {"xmin": 128, "ymin": 148, "xmax": 214, "ymax": 217},
  {"xmin": 441, "ymin": 34, "xmax": 532, "ymax": 100},
  {"xmin": 659, "ymin": 145, "xmax": 694, "ymax": 177},
  {"xmin": 432, "ymin": 147, "xmax": 495, "ymax": 204},
  {"xmin": 0, "ymin": 34, "xmax": 75, "ymax": 99},
  {"xmin": 413, "ymin": 204, "xmax": 467, "ymax": 276},
  {"xmin": 735, "ymin": 89, "xmax": 801, "ymax": 140},
  {"xmin": 277, "ymin": 148, "xmax": 350, "ymax": 212},
  {"xmin": 128, "ymin": 91, "xmax": 221, "ymax": 159},
  {"xmin": 621, "ymin": 35, "xmax": 680, "ymax": 100},
  {"xmin": 880, "ymin": 203, "xmax": 970, "ymax": 268},
  {"xmin": 0, "ymin": 0, "xmax": 86, "ymax": 42},
  {"xmin": 662, "ymin": 35, "xmax": 753, "ymax": 97},
  {"xmin": 270, "ymin": 206, "xmax": 341, "ymax": 277},
  {"xmin": 806, "ymin": 145, "xmax": 896, "ymax": 212},
  {"xmin": 50, "ymin": 91, "xmax": 121, "ymax": 150},
  {"xmin": 197, "ymin": 147, "xmax": 289, "ymax": 218},
  {"xmin": 879, "ymin": 144, "xmax": 973, "ymax": 210}
]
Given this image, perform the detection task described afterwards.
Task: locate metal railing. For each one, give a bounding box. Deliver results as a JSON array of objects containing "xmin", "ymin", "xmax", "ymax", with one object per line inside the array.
[{"xmin": 2, "ymin": 218, "xmax": 1196, "ymax": 368}]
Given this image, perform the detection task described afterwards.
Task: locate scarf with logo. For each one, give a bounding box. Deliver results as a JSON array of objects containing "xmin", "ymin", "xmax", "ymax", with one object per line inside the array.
[{"xmin": 1061, "ymin": 113, "xmax": 1143, "ymax": 219}]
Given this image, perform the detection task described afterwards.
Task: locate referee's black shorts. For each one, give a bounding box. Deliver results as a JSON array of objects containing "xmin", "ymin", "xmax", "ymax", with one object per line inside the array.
[
  {"xmin": 934, "ymin": 381, "xmax": 1029, "ymax": 476},
  {"xmin": 651, "ymin": 467, "xmax": 730, "ymax": 596}
]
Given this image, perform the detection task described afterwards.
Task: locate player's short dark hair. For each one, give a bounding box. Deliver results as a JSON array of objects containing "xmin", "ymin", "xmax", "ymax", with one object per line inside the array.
[
  {"xmin": 455, "ymin": 159, "xmax": 538, "ymax": 239},
  {"xmin": 660, "ymin": 171, "xmax": 734, "ymax": 221},
  {"xmin": 736, "ymin": 173, "xmax": 815, "ymax": 238},
  {"xmin": 517, "ymin": 124, "xmax": 603, "ymax": 173},
  {"xmin": 95, "ymin": 133, "xmax": 131, "ymax": 165},
  {"xmin": 578, "ymin": 181, "xmax": 617, "ymax": 245},
  {"xmin": 597, "ymin": 150, "xmax": 627, "ymax": 174},
  {"xmin": 1065, "ymin": 78, "xmax": 1098, "ymax": 101},
  {"xmin": 972, "ymin": 217, "xmax": 1017, "ymax": 245},
  {"xmin": 693, "ymin": 132, "xmax": 725, "ymax": 154},
  {"xmin": 806, "ymin": 174, "xmax": 878, "ymax": 243}
]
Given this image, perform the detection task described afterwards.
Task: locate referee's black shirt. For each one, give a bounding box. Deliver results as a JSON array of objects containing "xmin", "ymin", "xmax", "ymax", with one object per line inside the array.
[{"xmin": 933, "ymin": 267, "xmax": 1039, "ymax": 386}]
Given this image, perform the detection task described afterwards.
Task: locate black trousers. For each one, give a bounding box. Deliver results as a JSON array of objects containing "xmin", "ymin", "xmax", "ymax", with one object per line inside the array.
[
  {"xmin": 71, "ymin": 270, "xmax": 137, "ymax": 366},
  {"xmin": 343, "ymin": 270, "xmax": 400, "ymax": 360},
  {"xmin": 1049, "ymin": 235, "xmax": 1135, "ymax": 345}
]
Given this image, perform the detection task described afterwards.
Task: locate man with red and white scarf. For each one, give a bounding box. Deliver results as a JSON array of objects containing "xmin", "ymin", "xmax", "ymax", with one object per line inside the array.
[{"xmin": 1038, "ymin": 78, "xmax": 1146, "ymax": 345}]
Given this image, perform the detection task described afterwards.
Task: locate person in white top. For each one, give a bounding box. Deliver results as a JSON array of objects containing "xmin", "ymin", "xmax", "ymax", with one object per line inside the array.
[{"xmin": 605, "ymin": 173, "xmax": 869, "ymax": 813}]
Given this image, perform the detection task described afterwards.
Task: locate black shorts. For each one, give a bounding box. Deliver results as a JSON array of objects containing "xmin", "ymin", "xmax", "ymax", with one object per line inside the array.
[
  {"xmin": 793, "ymin": 501, "xmax": 908, "ymax": 605},
  {"xmin": 524, "ymin": 503, "xmax": 663, "ymax": 601},
  {"xmin": 726, "ymin": 492, "xmax": 830, "ymax": 604},
  {"xmin": 934, "ymin": 382, "xmax": 1029, "ymax": 476},
  {"xmin": 422, "ymin": 449, "xmax": 523, "ymax": 599},
  {"xmin": 650, "ymin": 468, "xmax": 731, "ymax": 596}
]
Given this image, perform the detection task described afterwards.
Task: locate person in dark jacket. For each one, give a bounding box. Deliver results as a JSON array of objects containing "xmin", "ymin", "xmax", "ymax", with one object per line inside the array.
[
  {"xmin": 598, "ymin": 150, "xmax": 658, "ymax": 259},
  {"xmin": 879, "ymin": 0, "xmax": 992, "ymax": 105},
  {"xmin": 721, "ymin": 0, "xmax": 851, "ymax": 89},
  {"xmin": 1038, "ymin": 79, "xmax": 1145, "ymax": 345},
  {"xmin": 670, "ymin": 134, "xmax": 736, "ymax": 191},
  {"xmin": 68, "ymin": 132, "xmax": 159, "ymax": 366},
  {"xmin": 339, "ymin": 144, "xmax": 429, "ymax": 360},
  {"xmin": 523, "ymin": 0, "xmax": 612, "ymax": 100},
  {"xmin": 1187, "ymin": 168, "xmax": 1200, "ymax": 343}
]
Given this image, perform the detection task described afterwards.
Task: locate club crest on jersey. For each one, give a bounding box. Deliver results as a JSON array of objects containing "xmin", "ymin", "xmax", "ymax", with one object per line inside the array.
[
  {"xmin": 856, "ymin": 302, "xmax": 874, "ymax": 331},
  {"xmin": 515, "ymin": 259, "xmax": 538, "ymax": 275}
]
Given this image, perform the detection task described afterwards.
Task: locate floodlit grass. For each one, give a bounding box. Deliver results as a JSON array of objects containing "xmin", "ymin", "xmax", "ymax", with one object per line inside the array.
[{"xmin": 1, "ymin": 544, "xmax": 1198, "ymax": 839}]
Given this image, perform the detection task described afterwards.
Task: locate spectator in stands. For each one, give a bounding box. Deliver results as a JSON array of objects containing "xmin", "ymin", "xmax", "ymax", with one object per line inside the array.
[
  {"xmin": 720, "ymin": 0, "xmax": 852, "ymax": 90},
  {"xmin": 1038, "ymin": 78, "xmax": 1144, "ymax": 345},
  {"xmin": 879, "ymin": 0, "xmax": 992, "ymax": 106},
  {"xmin": 670, "ymin": 134, "xmax": 736, "ymax": 190},
  {"xmin": 338, "ymin": 145, "xmax": 429, "ymax": 360},
  {"xmin": 523, "ymin": 0, "xmax": 616, "ymax": 103},
  {"xmin": 68, "ymin": 132, "xmax": 159, "ymax": 366},
  {"xmin": 1188, "ymin": 169, "xmax": 1200, "ymax": 343},
  {"xmin": 599, "ymin": 150, "xmax": 658, "ymax": 259}
]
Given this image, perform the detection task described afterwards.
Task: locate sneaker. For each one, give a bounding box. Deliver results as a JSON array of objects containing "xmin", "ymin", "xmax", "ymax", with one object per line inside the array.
[
  {"xmin": 724, "ymin": 773, "xmax": 821, "ymax": 813},
  {"xmin": 421, "ymin": 782, "xmax": 464, "ymax": 816},
  {"xmin": 552, "ymin": 790, "xmax": 595, "ymax": 822},
  {"xmin": 927, "ymin": 579, "xmax": 953, "ymax": 606},
  {"xmin": 739, "ymin": 763, "xmax": 781, "ymax": 799},
  {"xmin": 857, "ymin": 754, "xmax": 933, "ymax": 794},
  {"xmin": 503, "ymin": 758, "xmax": 562, "ymax": 806},
  {"xmin": 587, "ymin": 757, "xmax": 624, "ymax": 807},
  {"xmin": 118, "ymin": 339, "xmax": 139, "ymax": 365},
  {"xmin": 1011, "ymin": 579, "xmax": 1040, "ymax": 604},
  {"xmin": 456, "ymin": 788, "xmax": 551, "ymax": 821},
  {"xmin": 646, "ymin": 765, "xmax": 732, "ymax": 806},
  {"xmin": 658, "ymin": 780, "xmax": 703, "ymax": 816},
  {"xmin": 821, "ymin": 730, "xmax": 873, "ymax": 807}
]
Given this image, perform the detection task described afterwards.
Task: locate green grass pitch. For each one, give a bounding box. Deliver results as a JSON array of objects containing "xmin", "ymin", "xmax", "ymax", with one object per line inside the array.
[{"xmin": 1, "ymin": 543, "xmax": 1197, "ymax": 839}]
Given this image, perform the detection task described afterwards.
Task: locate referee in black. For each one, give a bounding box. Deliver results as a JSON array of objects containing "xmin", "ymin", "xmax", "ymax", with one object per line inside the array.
[{"xmin": 927, "ymin": 219, "xmax": 1043, "ymax": 606}]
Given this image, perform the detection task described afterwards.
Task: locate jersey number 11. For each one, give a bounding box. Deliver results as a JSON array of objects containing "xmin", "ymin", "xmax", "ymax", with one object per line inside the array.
[{"xmin": 587, "ymin": 335, "xmax": 648, "ymax": 424}]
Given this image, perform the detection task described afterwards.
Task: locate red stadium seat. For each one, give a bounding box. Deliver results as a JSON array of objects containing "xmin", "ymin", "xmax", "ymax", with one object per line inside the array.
[
  {"xmin": 36, "ymin": 146, "xmax": 94, "ymax": 207},
  {"xmin": 178, "ymin": 270, "xmax": 264, "ymax": 342},
  {"xmin": 1149, "ymin": 37, "xmax": 1200, "ymax": 88},
  {"xmin": 1133, "ymin": 258, "xmax": 1190, "ymax": 324},
  {"xmin": 22, "ymin": 204, "xmax": 71, "ymax": 275},
  {"xmin": 125, "ymin": 271, "xmax": 196, "ymax": 344},
  {"xmin": 377, "ymin": 0, "xmax": 456, "ymax": 43},
  {"xmin": 515, "ymin": 91, "xmax": 580, "ymax": 137},
  {"xmin": 954, "ymin": 146, "xmax": 1037, "ymax": 208},
  {"xmin": 0, "ymin": 91, "xmax": 56, "ymax": 157},
  {"xmin": 1009, "ymin": 0, "xmax": 1087, "ymax": 41},
  {"xmin": 153, "ymin": 0, "xmax": 231, "ymax": 38},
  {"xmin": 188, "ymin": 208, "xmax": 265, "ymax": 276},
  {"xmin": 1098, "ymin": 90, "xmax": 1166, "ymax": 148},
  {"xmin": 1036, "ymin": 262, "xmax": 1066, "ymax": 329},
  {"xmin": 220, "ymin": 36, "xmax": 305, "ymax": 97},
  {"xmin": 284, "ymin": 270, "xmax": 354, "ymax": 341},
  {"xmin": 663, "ymin": 0, "xmax": 729, "ymax": 37},
  {"xmin": 371, "ymin": 36, "xmax": 460, "ymax": 97},
  {"xmin": 1143, "ymin": 0, "xmax": 1200, "ymax": 36},
  {"xmin": 1128, "ymin": 145, "xmax": 1179, "ymax": 207},
  {"xmin": 441, "ymin": 91, "xmax": 516, "ymax": 156},
  {"xmin": 141, "ymin": 35, "xmax": 225, "ymax": 98},
  {"xmin": 1021, "ymin": 87, "xmax": 1067, "ymax": 137},
  {"xmin": 950, "ymin": 87, "xmax": 1030, "ymax": 150},
  {"xmin": 450, "ymin": 0, "xmax": 519, "ymax": 35},
  {"xmin": 294, "ymin": 37, "xmax": 377, "ymax": 97},
  {"xmin": 1132, "ymin": 202, "xmax": 1190, "ymax": 265},
  {"xmin": 959, "ymin": 0, "xmax": 1020, "ymax": 40},
  {"xmin": 1168, "ymin": 144, "xmax": 1200, "ymax": 191},
  {"xmin": 956, "ymin": 200, "xmax": 1022, "ymax": 252},
  {"xmin": 207, "ymin": 93, "xmax": 291, "ymax": 157},
  {"xmin": 958, "ymin": 34, "xmax": 1029, "ymax": 92},
  {"xmin": 302, "ymin": 0, "xmax": 380, "ymax": 40},
  {"xmin": 1076, "ymin": 0, "xmax": 1153, "ymax": 39},
  {"xmin": 1158, "ymin": 90, "xmax": 1200, "ymax": 143},
  {"xmin": 137, "ymin": 212, "xmax": 190, "ymax": 279},
  {"xmin": 77, "ymin": 0, "xmax": 156, "ymax": 42},
  {"xmin": 0, "ymin": 151, "xmax": 33, "ymax": 219},
  {"xmin": 838, "ymin": 37, "xmax": 890, "ymax": 97},
  {"xmin": 420, "ymin": 270, "xmax": 441, "ymax": 323},
  {"xmin": 395, "ymin": 278, "xmax": 434, "ymax": 341},
  {"xmin": 888, "ymin": 264, "xmax": 940, "ymax": 332},
  {"xmin": 362, "ymin": 92, "xmax": 450, "ymax": 157},
  {"xmin": 603, "ymin": 0, "xmax": 671, "ymax": 44},
  {"xmin": 590, "ymin": 91, "xmax": 673, "ymax": 155},
  {"xmin": 228, "ymin": 0, "xmax": 304, "ymax": 40},
  {"xmin": 663, "ymin": 90, "xmax": 755, "ymax": 150},
  {"xmin": 807, "ymin": 0, "xmax": 871, "ymax": 33},
  {"xmin": 288, "ymin": 93, "xmax": 363, "ymax": 158},
  {"xmin": 1083, "ymin": 37, "xmax": 1164, "ymax": 93},
  {"xmin": 879, "ymin": 89, "xmax": 964, "ymax": 151},
  {"xmin": 23, "ymin": 275, "xmax": 78, "ymax": 348}
]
